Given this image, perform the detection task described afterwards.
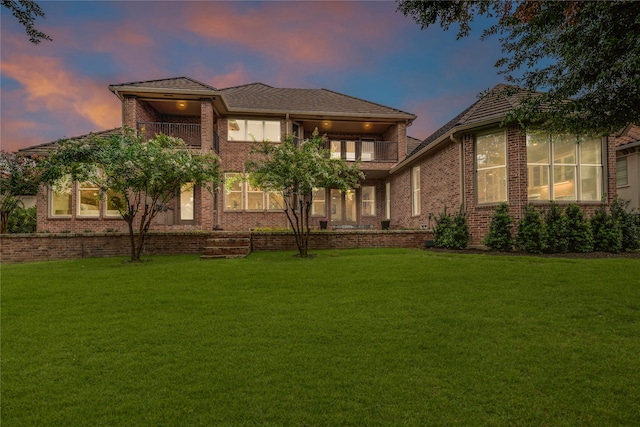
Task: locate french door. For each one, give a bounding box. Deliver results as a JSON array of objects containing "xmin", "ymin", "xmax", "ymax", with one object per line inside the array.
[{"xmin": 329, "ymin": 189, "xmax": 357, "ymax": 226}]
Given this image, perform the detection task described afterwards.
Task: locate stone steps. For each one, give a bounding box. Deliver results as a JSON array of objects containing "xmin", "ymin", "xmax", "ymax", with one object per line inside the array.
[{"xmin": 200, "ymin": 232, "xmax": 251, "ymax": 259}]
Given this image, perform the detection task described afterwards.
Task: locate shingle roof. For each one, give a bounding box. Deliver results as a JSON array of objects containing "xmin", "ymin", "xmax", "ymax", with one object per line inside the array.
[
  {"xmin": 614, "ymin": 124, "xmax": 640, "ymax": 148},
  {"xmin": 407, "ymin": 84, "xmax": 529, "ymax": 157},
  {"xmin": 18, "ymin": 128, "xmax": 123, "ymax": 156},
  {"xmin": 109, "ymin": 76, "xmax": 217, "ymax": 92},
  {"xmin": 219, "ymin": 83, "xmax": 416, "ymax": 120}
]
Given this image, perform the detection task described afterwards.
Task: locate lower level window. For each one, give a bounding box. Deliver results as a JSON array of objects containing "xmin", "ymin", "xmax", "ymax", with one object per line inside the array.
[
  {"xmin": 476, "ymin": 131, "xmax": 507, "ymax": 204},
  {"xmin": 180, "ymin": 183, "xmax": 195, "ymax": 220},
  {"xmin": 105, "ymin": 189, "xmax": 124, "ymax": 216},
  {"xmin": 312, "ymin": 188, "xmax": 326, "ymax": 216},
  {"xmin": 77, "ymin": 182, "xmax": 100, "ymax": 217},
  {"xmin": 50, "ymin": 178, "xmax": 72, "ymax": 217},
  {"xmin": 361, "ymin": 186, "xmax": 375, "ymax": 216}
]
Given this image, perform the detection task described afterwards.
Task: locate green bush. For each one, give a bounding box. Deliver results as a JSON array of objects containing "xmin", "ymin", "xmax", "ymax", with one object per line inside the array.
[
  {"xmin": 516, "ymin": 204, "xmax": 547, "ymax": 254},
  {"xmin": 564, "ymin": 204, "xmax": 593, "ymax": 253},
  {"xmin": 590, "ymin": 203, "xmax": 622, "ymax": 253},
  {"xmin": 609, "ymin": 198, "xmax": 640, "ymax": 251},
  {"xmin": 7, "ymin": 206, "xmax": 36, "ymax": 234},
  {"xmin": 433, "ymin": 207, "xmax": 470, "ymax": 250},
  {"xmin": 483, "ymin": 202, "xmax": 514, "ymax": 251},
  {"xmin": 543, "ymin": 201, "xmax": 569, "ymax": 254}
]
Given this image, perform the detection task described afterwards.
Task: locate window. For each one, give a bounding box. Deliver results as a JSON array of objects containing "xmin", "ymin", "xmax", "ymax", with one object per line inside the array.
[
  {"xmin": 527, "ymin": 133, "xmax": 602, "ymax": 201},
  {"xmin": 180, "ymin": 182, "xmax": 195, "ymax": 220},
  {"xmin": 246, "ymin": 183, "xmax": 264, "ymax": 210},
  {"xmin": 476, "ymin": 131, "xmax": 507, "ymax": 204},
  {"xmin": 312, "ymin": 188, "xmax": 326, "ymax": 216},
  {"xmin": 362, "ymin": 186, "xmax": 375, "ymax": 216},
  {"xmin": 385, "ymin": 182, "xmax": 391, "ymax": 220},
  {"xmin": 50, "ymin": 177, "xmax": 72, "ymax": 217},
  {"xmin": 105, "ymin": 189, "xmax": 124, "ymax": 217},
  {"xmin": 361, "ymin": 140, "xmax": 375, "ymax": 161},
  {"xmin": 411, "ymin": 166, "xmax": 420, "ymax": 216},
  {"xmin": 330, "ymin": 141, "xmax": 341, "ymax": 159},
  {"xmin": 267, "ymin": 192, "xmax": 284, "ymax": 211},
  {"xmin": 77, "ymin": 181, "xmax": 100, "ymax": 217},
  {"xmin": 224, "ymin": 173, "xmax": 243, "ymax": 211},
  {"xmin": 617, "ymin": 157, "xmax": 628, "ymax": 187},
  {"xmin": 228, "ymin": 119, "xmax": 281, "ymax": 142}
]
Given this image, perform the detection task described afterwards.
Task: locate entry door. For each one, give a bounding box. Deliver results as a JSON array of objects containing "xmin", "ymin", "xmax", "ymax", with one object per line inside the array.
[{"xmin": 330, "ymin": 189, "xmax": 357, "ymax": 226}]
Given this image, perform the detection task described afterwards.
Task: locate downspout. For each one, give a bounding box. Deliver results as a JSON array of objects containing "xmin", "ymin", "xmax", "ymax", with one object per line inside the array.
[{"xmin": 450, "ymin": 132, "xmax": 464, "ymax": 210}]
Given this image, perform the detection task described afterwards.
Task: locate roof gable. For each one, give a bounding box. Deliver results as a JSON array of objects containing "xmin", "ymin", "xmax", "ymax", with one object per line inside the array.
[{"xmin": 109, "ymin": 76, "xmax": 217, "ymax": 92}]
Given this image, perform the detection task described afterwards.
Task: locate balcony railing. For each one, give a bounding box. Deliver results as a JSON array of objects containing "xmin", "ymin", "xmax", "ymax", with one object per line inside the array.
[
  {"xmin": 325, "ymin": 140, "xmax": 398, "ymax": 162},
  {"xmin": 137, "ymin": 122, "xmax": 201, "ymax": 148}
]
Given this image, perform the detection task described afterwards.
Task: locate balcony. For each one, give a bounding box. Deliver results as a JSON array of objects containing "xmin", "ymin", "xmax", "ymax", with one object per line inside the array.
[
  {"xmin": 326, "ymin": 140, "xmax": 398, "ymax": 162},
  {"xmin": 137, "ymin": 122, "xmax": 220, "ymax": 153}
]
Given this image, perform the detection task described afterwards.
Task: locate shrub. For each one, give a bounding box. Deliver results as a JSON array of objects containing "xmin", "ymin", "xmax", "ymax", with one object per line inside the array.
[
  {"xmin": 433, "ymin": 207, "xmax": 470, "ymax": 250},
  {"xmin": 609, "ymin": 198, "xmax": 640, "ymax": 251},
  {"xmin": 564, "ymin": 204, "xmax": 593, "ymax": 253},
  {"xmin": 543, "ymin": 201, "xmax": 569, "ymax": 253},
  {"xmin": 516, "ymin": 204, "xmax": 547, "ymax": 253},
  {"xmin": 483, "ymin": 202, "xmax": 514, "ymax": 251},
  {"xmin": 7, "ymin": 206, "xmax": 36, "ymax": 234},
  {"xmin": 590, "ymin": 203, "xmax": 622, "ymax": 253}
]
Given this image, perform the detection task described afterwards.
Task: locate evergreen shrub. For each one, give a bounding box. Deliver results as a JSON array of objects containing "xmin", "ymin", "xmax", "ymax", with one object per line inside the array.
[
  {"xmin": 483, "ymin": 202, "xmax": 514, "ymax": 251},
  {"xmin": 516, "ymin": 204, "xmax": 547, "ymax": 254}
]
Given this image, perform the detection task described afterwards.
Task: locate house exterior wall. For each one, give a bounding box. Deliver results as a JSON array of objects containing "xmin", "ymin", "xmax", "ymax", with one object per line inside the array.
[{"xmin": 617, "ymin": 148, "xmax": 640, "ymax": 210}]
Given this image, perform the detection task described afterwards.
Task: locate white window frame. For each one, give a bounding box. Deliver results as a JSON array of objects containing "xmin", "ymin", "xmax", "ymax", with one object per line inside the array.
[
  {"xmin": 77, "ymin": 181, "xmax": 100, "ymax": 218},
  {"xmin": 180, "ymin": 182, "xmax": 195, "ymax": 221},
  {"xmin": 49, "ymin": 176, "xmax": 72, "ymax": 217},
  {"xmin": 385, "ymin": 182, "xmax": 391, "ymax": 220},
  {"xmin": 228, "ymin": 119, "xmax": 281, "ymax": 142},
  {"xmin": 475, "ymin": 131, "xmax": 507, "ymax": 205},
  {"xmin": 224, "ymin": 173, "xmax": 244, "ymax": 211},
  {"xmin": 104, "ymin": 189, "xmax": 124, "ymax": 217},
  {"xmin": 361, "ymin": 186, "xmax": 376, "ymax": 217},
  {"xmin": 311, "ymin": 188, "xmax": 326, "ymax": 217},
  {"xmin": 411, "ymin": 166, "xmax": 421, "ymax": 216}
]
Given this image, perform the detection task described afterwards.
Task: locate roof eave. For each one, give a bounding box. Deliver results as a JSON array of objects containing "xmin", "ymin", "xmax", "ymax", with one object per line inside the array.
[{"xmin": 108, "ymin": 86, "xmax": 219, "ymax": 100}]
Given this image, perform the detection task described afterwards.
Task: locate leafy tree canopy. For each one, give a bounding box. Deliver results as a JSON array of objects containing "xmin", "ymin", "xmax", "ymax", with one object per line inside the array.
[
  {"xmin": 397, "ymin": 0, "xmax": 640, "ymax": 135},
  {"xmin": 245, "ymin": 130, "xmax": 363, "ymax": 257},
  {"xmin": 0, "ymin": 151, "xmax": 41, "ymax": 233},
  {"xmin": 1, "ymin": 0, "xmax": 51, "ymax": 44},
  {"xmin": 42, "ymin": 129, "xmax": 220, "ymax": 261}
]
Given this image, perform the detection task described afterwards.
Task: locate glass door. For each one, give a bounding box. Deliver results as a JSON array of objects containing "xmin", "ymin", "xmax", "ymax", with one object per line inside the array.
[{"xmin": 330, "ymin": 188, "xmax": 357, "ymax": 226}]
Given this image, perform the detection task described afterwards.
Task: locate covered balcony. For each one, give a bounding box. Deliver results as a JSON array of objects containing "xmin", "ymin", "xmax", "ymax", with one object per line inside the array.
[
  {"xmin": 137, "ymin": 122, "xmax": 220, "ymax": 152},
  {"xmin": 326, "ymin": 139, "xmax": 398, "ymax": 162}
]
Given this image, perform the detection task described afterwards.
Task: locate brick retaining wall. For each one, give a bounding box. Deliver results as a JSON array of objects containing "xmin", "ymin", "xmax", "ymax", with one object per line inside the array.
[{"xmin": 1, "ymin": 230, "xmax": 433, "ymax": 263}]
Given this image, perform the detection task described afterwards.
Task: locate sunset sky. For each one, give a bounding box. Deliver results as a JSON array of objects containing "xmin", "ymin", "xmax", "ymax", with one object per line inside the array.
[{"xmin": 1, "ymin": 0, "xmax": 505, "ymax": 153}]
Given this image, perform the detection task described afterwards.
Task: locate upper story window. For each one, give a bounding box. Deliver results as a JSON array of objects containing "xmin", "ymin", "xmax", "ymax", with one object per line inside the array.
[
  {"xmin": 228, "ymin": 119, "xmax": 281, "ymax": 142},
  {"xmin": 527, "ymin": 133, "xmax": 602, "ymax": 201},
  {"xmin": 475, "ymin": 131, "xmax": 507, "ymax": 204}
]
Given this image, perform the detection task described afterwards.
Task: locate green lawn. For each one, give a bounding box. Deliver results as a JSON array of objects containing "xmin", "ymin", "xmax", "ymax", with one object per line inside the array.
[{"xmin": 2, "ymin": 249, "xmax": 639, "ymax": 426}]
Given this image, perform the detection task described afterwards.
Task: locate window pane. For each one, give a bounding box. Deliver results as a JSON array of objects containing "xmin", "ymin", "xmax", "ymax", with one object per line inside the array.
[
  {"xmin": 385, "ymin": 182, "xmax": 390, "ymax": 220},
  {"xmin": 228, "ymin": 119, "xmax": 245, "ymax": 141},
  {"xmin": 246, "ymin": 120, "xmax": 263, "ymax": 142},
  {"xmin": 345, "ymin": 189, "xmax": 356, "ymax": 222},
  {"xmin": 330, "ymin": 141, "xmax": 341, "ymax": 159},
  {"xmin": 105, "ymin": 189, "xmax": 124, "ymax": 216},
  {"xmin": 268, "ymin": 192, "xmax": 284, "ymax": 210},
  {"xmin": 312, "ymin": 188, "xmax": 325, "ymax": 216},
  {"xmin": 247, "ymin": 184, "xmax": 264, "ymax": 210},
  {"xmin": 553, "ymin": 135, "xmax": 576, "ymax": 164},
  {"xmin": 225, "ymin": 173, "xmax": 243, "ymax": 211},
  {"xmin": 580, "ymin": 166, "xmax": 601, "ymax": 201},
  {"xmin": 617, "ymin": 157, "xmax": 628, "ymax": 186},
  {"xmin": 51, "ymin": 179, "xmax": 72, "ymax": 216},
  {"xmin": 553, "ymin": 165, "xmax": 576, "ymax": 200},
  {"xmin": 476, "ymin": 132, "xmax": 506, "ymax": 168},
  {"xmin": 412, "ymin": 166, "xmax": 420, "ymax": 215},
  {"xmin": 362, "ymin": 141, "xmax": 375, "ymax": 161},
  {"xmin": 526, "ymin": 133, "xmax": 549, "ymax": 164},
  {"xmin": 330, "ymin": 189, "xmax": 342, "ymax": 221},
  {"xmin": 580, "ymin": 137, "xmax": 601, "ymax": 164},
  {"xmin": 180, "ymin": 182, "xmax": 194, "ymax": 220},
  {"xmin": 477, "ymin": 167, "xmax": 507, "ymax": 204},
  {"xmin": 264, "ymin": 121, "xmax": 281, "ymax": 142},
  {"xmin": 78, "ymin": 182, "xmax": 100, "ymax": 217},
  {"xmin": 527, "ymin": 165, "xmax": 549, "ymax": 200},
  {"xmin": 345, "ymin": 141, "xmax": 356, "ymax": 161},
  {"xmin": 362, "ymin": 186, "xmax": 375, "ymax": 216}
]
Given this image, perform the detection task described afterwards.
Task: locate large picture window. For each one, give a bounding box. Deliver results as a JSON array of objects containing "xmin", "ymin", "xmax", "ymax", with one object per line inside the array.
[
  {"xmin": 476, "ymin": 131, "xmax": 507, "ymax": 204},
  {"xmin": 527, "ymin": 133, "xmax": 602, "ymax": 201},
  {"xmin": 228, "ymin": 119, "xmax": 281, "ymax": 142},
  {"xmin": 224, "ymin": 173, "xmax": 243, "ymax": 211},
  {"xmin": 411, "ymin": 166, "xmax": 420, "ymax": 216}
]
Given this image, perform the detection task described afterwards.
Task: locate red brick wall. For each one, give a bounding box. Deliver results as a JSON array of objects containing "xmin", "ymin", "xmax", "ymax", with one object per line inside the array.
[{"xmin": 1, "ymin": 230, "xmax": 433, "ymax": 263}]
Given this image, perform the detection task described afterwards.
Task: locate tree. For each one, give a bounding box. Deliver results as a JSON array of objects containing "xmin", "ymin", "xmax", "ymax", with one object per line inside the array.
[
  {"xmin": 245, "ymin": 131, "xmax": 364, "ymax": 258},
  {"xmin": 2, "ymin": 0, "xmax": 51, "ymax": 44},
  {"xmin": 397, "ymin": 0, "xmax": 640, "ymax": 135},
  {"xmin": 0, "ymin": 151, "xmax": 40, "ymax": 234},
  {"xmin": 42, "ymin": 129, "xmax": 220, "ymax": 262}
]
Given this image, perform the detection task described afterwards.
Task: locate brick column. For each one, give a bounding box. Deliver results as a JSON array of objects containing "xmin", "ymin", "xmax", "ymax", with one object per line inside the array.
[{"xmin": 200, "ymin": 98, "xmax": 214, "ymax": 153}]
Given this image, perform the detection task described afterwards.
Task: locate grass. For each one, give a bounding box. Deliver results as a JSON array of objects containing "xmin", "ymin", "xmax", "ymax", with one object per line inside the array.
[{"xmin": 2, "ymin": 249, "xmax": 639, "ymax": 426}]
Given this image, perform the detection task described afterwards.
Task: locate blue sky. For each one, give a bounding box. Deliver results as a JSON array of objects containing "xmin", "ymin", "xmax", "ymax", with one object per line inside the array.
[{"xmin": 1, "ymin": 0, "xmax": 505, "ymax": 152}]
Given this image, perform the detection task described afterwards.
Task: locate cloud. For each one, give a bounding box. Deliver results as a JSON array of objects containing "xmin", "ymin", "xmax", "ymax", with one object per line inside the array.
[{"xmin": 1, "ymin": 51, "xmax": 120, "ymax": 151}]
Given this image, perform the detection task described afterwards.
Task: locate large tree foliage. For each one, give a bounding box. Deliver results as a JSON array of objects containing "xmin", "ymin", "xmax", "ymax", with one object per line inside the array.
[
  {"xmin": 245, "ymin": 131, "xmax": 364, "ymax": 258},
  {"xmin": 1, "ymin": 0, "xmax": 51, "ymax": 44},
  {"xmin": 0, "ymin": 151, "xmax": 40, "ymax": 233},
  {"xmin": 42, "ymin": 129, "xmax": 220, "ymax": 262},
  {"xmin": 397, "ymin": 0, "xmax": 640, "ymax": 135}
]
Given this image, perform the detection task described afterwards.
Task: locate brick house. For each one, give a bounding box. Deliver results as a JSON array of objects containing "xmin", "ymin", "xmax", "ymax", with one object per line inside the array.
[
  {"xmin": 388, "ymin": 84, "xmax": 619, "ymax": 245},
  {"xmin": 23, "ymin": 77, "xmax": 417, "ymax": 234},
  {"xmin": 21, "ymin": 79, "xmax": 624, "ymax": 243},
  {"xmin": 614, "ymin": 124, "xmax": 640, "ymax": 210}
]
